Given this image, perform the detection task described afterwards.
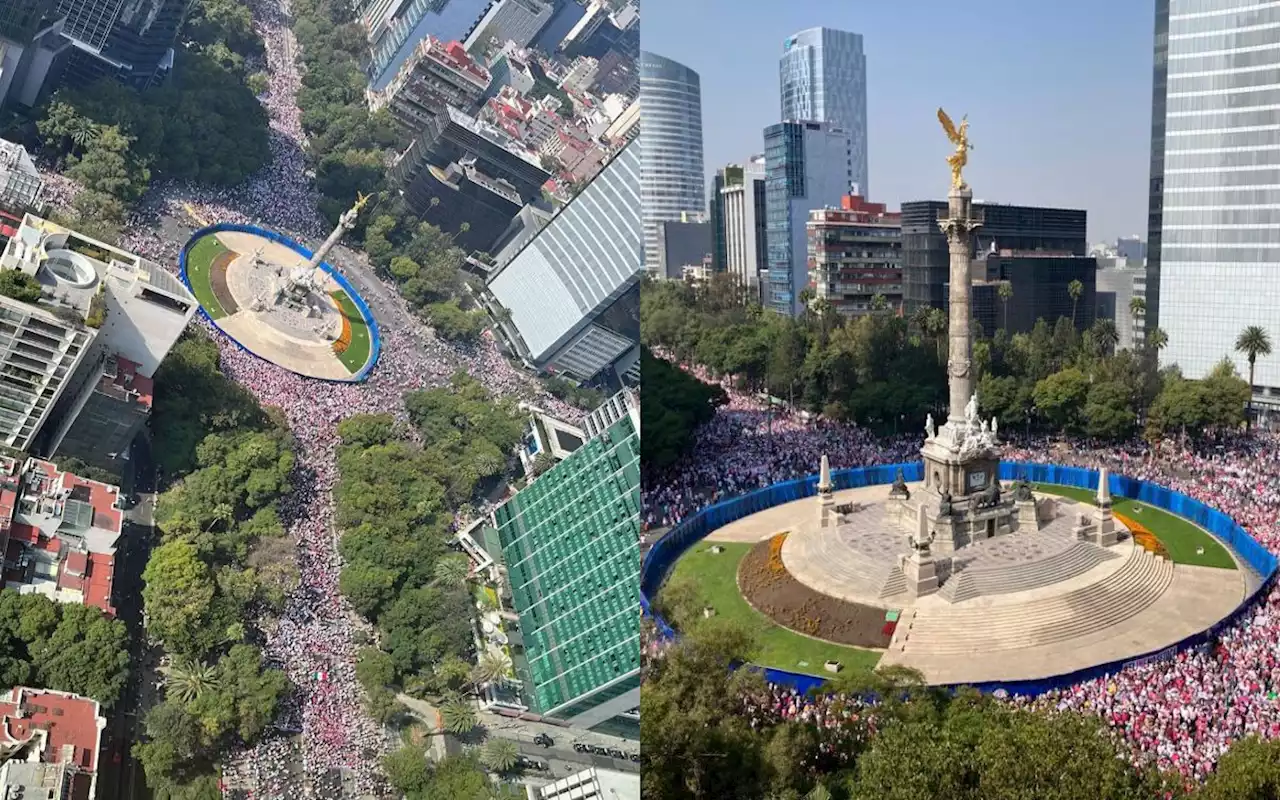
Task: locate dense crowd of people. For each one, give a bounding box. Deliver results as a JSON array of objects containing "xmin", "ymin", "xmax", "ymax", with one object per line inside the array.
[
  {"xmin": 29, "ymin": 0, "xmax": 583, "ymax": 795},
  {"xmin": 646, "ymin": 359, "xmax": 1280, "ymax": 785}
]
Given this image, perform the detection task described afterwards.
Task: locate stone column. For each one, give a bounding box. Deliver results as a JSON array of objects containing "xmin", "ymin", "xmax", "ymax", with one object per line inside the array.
[
  {"xmin": 817, "ymin": 454, "xmax": 835, "ymax": 529},
  {"xmin": 1095, "ymin": 465, "xmax": 1118, "ymax": 546},
  {"xmin": 938, "ymin": 186, "xmax": 982, "ymax": 426}
]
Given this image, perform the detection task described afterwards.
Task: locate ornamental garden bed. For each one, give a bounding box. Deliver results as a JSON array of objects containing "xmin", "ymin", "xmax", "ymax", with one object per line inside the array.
[{"xmin": 738, "ymin": 533, "xmax": 895, "ymax": 649}]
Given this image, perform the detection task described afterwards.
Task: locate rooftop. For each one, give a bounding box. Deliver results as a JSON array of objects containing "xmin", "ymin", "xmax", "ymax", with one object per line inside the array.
[
  {"xmin": 1, "ymin": 458, "xmax": 123, "ymax": 616},
  {"xmin": 492, "ymin": 413, "xmax": 640, "ymax": 716},
  {"xmin": 0, "ymin": 686, "xmax": 104, "ymax": 796}
]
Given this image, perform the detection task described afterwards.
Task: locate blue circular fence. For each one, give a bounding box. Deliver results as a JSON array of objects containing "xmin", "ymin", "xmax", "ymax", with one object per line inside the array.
[
  {"xmin": 179, "ymin": 223, "xmax": 382, "ymax": 383},
  {"xmin": 641, "ymin": 460, "xmax": 1278, "ymax": 696}
]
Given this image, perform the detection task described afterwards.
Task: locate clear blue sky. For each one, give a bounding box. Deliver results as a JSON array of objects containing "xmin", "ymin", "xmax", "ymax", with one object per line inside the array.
[{"xmin": 642, "ymin": 0, "xmax": 1155, "ymax": 244}]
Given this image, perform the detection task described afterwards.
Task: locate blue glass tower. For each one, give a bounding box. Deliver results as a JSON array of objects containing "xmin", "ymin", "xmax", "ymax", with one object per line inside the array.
[{"xmin": 779, "ymin": 27, "xmax": 868, "ymax": 196}]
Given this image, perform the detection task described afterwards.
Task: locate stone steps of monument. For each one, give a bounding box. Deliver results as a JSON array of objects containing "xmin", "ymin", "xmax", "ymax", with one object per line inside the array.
[
  {"xmin": 792, "ymin": 527, "xmax": 904, "ymax": 598},
  {"xmin": 937, "ymin": 541, "xmax": 1118, "ymax": 603},
  {"xmin": 879, "ymin": 567, "xmax": 907, "ymax": 599},
  {"xmin": 895, "ymin": 550, "xmax": 1173, "ymax": 655}
]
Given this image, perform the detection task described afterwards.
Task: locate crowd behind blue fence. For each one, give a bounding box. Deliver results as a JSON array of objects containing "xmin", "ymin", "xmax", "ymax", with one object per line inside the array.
[{"xmin": 641, "ymin": 459, "xmax": 1277, "ymax": 699}]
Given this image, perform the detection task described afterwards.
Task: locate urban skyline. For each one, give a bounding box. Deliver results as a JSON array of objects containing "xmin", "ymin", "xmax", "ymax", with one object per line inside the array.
[{"xmin": 642, "ymin": 0, "xmax": 1153, "ymax": 243}]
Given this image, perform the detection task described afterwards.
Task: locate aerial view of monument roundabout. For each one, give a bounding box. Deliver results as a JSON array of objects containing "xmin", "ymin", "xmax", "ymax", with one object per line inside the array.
[
  {"xmin": 178, "ymin": 195, "xmax": 381, "ymax": 382},
  {"xmin": 641, "ymin": 112, "xmax": 1276, "ymax": 693}
]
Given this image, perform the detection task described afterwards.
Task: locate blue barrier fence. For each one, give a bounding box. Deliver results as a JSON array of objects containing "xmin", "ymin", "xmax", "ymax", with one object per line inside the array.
[
  {"xmin": 178, "ymin": 223, "xmax": 383, "ymax": 383},
  {"xmin": 641, "ymin": 460, "xmax": 1277, "ymax": 697}
]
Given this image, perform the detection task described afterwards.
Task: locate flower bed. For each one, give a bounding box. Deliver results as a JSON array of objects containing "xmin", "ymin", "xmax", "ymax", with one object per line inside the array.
[
  {"xmin": 1116, "ymin": 511, "xmax": 1169, "ymax": 559},
  {"xmin": 331, "ymin": 293, "xmax": 353, "ymax": 355},
  {"xmin": 737, "ymin": 533, "xmax": 894, "ymax": 649}
]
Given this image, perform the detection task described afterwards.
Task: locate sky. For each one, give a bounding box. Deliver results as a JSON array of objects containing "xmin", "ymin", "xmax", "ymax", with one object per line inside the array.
[{"xmin": 641, "ymin": 0, "xmax": 1156, "ymax": 244}]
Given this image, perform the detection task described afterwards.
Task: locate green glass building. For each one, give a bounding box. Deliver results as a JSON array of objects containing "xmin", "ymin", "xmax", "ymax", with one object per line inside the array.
[{"xmin": 490, "ymin": 396, "xmax": 640, "ymax": 736}]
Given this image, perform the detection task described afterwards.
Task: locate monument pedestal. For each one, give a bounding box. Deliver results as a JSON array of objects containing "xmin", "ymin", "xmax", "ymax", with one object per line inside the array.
[{"xmin": 901, "ymin": 551, "xmax": 939, "ymax": 597}]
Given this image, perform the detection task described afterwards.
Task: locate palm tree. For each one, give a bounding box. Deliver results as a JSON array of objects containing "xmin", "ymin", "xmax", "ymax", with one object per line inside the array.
[
  {"xmin": 1235, "ymin": 325, "xmax": 1272, "ymax": 430},
  {"xmin": 997, "ymin": 280, "xmax": 1013, "ymax": 332},
  {"xmin": 166, "ymin": 659, "xmax": 219, "ymax": 703},
  {"xmin": 805, "ymin": 785, "xmax": 833, "ymax": 800},
  {"xmin": 69, "ymin": 118, "xmax": 99, "ymax": 154},
  {"xmin": 1067, "ymin": 279, "xmax": 1084, "ymax": 328},
  {"xmin": 426, "ymin": 197, "xmax": 440, "ymax": 218},
  {"xmin": 924, "ymin": 307, "xmax": 948, "ymax": 364},
  {"xmin": 1091, "ymin": 318, "xmax": 1119, "ymax": 355},
  {"xmin": 480, "ymin": 737, "xmax": 520, "ymax": 772},
  {"xmin": 471, "ymin": 651, "xmax": 511, "ymax": 687},
  {"xmin": 439, "ymin": 695, "xmax": 477, "ymax": 734},
  {"xmin": 432, "ymin": 554, "xmax": 471, "ymax": 586},
  {"xmin": 472, "ymin": 449, "xmax": 505, "ymax": 477},
  {"xmin": 1147, "ymin": 326, "xmax": 1168, "ymax": 354}
]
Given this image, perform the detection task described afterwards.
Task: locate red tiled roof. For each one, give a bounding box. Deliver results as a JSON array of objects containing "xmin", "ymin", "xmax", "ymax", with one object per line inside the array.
[
  {"xmin": 10, "ymin": 521, "xmax": 38, "ymax": 544},
  {"xmin": 64, "ymin": 550, "xmax": 87, "ymax": 576},
  {"xmin": 0, "ymin": 687, "xmax": 103, "ymax": 773},
  {"xmin": 55, "ymin": 465, "xmax": 123, "ymax": 535},
  {"xmin": 83, "ymin": 553, "xmax": 114, "ymax": 616}
]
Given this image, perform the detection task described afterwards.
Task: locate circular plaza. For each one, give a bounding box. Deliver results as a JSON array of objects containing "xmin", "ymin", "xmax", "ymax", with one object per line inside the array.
[
  {"xmin": 650, "ymin": 465, "xmax": 1256, "ymax": 688},
  {"xmin": 180, "ymin": 225, "xmax": 380, "ymax": 382}
]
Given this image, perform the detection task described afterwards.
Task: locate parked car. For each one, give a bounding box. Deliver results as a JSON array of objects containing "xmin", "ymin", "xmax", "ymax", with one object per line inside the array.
[
  {"xmin": 589, "ymin": 745, "xmax": 608, "ymax": 756},
  {"xmin": 533, "ymin": 733, "xmax": 554, "ymax": 748},
  {"xmin": 607, "ymin": 748, "xmax": 625, "ymax": 760},
  {"xmin": 572, "ymin": 743, "xmax": 589, "ymax": 753},
  {"xmin": 630, "ymin": 753, "xmax": 641, "ymax": 763}
]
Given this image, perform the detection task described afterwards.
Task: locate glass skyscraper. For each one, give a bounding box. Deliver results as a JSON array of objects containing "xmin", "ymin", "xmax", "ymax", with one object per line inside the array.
[
  {"xmin": 763, "ymin": 121, "xmax": 854, "ymax": 316},
  {"xmin": 639, "ymin": 51, "xmax": 705, "ymax": 275},
  {"xmin": 1151, "ymin": 1, "xmax": 1280, "ymax": 400},
  {"xmin": 779, "ymin": 27, "xmax": 868, "ymax": 197}
]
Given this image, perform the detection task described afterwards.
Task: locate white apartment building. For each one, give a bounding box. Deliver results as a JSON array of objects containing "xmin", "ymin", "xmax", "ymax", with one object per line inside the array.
[
  {"xmin": 722, "ymin": 157, "xmax": 766, "ymax": 294},
  {"xmin": 0, "ymin": 215, "xmax": 195, "ymax": 453}
]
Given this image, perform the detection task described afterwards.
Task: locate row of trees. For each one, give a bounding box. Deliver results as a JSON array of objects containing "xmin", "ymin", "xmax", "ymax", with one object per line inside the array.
[
  {"xmin": 642, "ymin": 618, "xmax": 1280, "ymax": 800},
  {"xmin": 643, "ymin": 275, "xmax": 1269, "ymax": 449},
  {"xmin": 25, "ymin": 0, "xmax": 271, "ymax": 242},
  {"xmin": 0, "ymin": 591, "xmax": 129, "ymax": 707},
  {"xmin": 135, "ymin": 333, "xmax": 294, "ymax": 798},
  {"xmin": 335, "ymin": 372, "xmax": 524, "ymax": 723}
]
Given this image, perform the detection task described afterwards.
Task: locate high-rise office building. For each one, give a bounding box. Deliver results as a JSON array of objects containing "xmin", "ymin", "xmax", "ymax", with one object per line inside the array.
[
  {"xmin": 721, "ymin": 158, "xmax": 767, "ymax": 295},
  {"xmin": 900, "ymin": 201, "xmax": 1087, "ymax": 318},
  {"xmin": 389, "ymin": 106, "xmax": 550, "ymax": 249},
  {"xmin": 532, "ymin": 0, "xmax": 586, "ymax": 53},
  {"xmin": 1146, "ymin": 0, "xmax": 1168, "ymax": 349},
  {"xmin": 639, "ymin": 52, "xmax": 705, "ymax": 275},
  {"xmin": 763, "ymin": 120, "xmax": 854, "ymax": 316},
  {"xmin": 487, "ymin": 390, "xmax": 640, "ymax": 735},
  {"xmin": 807, "ymin": 195, "xmax": 902, "ymax": 317},
  {"xmin": 1148, "ymin": 1, "xmax": 1280, "ymax": 403},
  {"xmin": 463, "ymin": 0, "xmax": 553, "ymax": 54},
  {"xmin": 0, "ymin": 215, "xmax": 195, "ymax": 458},
  {"xmin": 968, "ymin": 252, "xmax": 1097, "ymax": 337},
  {"xmin": 708, "ymin": 168, "xmax": 728, "ymax": 273},
  {"xmin": 56, "ymin": 0, "xmax": 189, "ymax": 88},
  {"xmin": 0, "ymin": 1, "xmax": 67, "ymax": 110},
  {"xmin": 484, "ymin": 140, "xmax": 641, "ymax": 385},
  {"xmin": 779, "ymin": 27, "xmax": 868, "ymax": 197}
]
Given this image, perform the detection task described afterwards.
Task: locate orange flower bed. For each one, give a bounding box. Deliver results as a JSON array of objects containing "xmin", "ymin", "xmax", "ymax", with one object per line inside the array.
[
  {"xmin": 767, "ymin": 532, "xmax": 788, "ymax": 575},
  {"xmin": 1115, "ymin": 511, "xmax": 1168, "ymax": 558},
  {"xmin": 331, "ymin": 294, "xmax": 353, "ymax": 355}
]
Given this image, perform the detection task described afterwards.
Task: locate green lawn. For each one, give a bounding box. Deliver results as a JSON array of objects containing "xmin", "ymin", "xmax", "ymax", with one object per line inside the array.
[
  {"xmin": 664, "ymin": 542, "xmax": 883, "ymax": 677},
  {"xmin": 1032, "ymin": 483, "xmax": 1236, "ymax": 569},
  {"xmin": 330, "ymin": 289, "xmax": 373, "ymax": 374},
  {"xmin": 184, "ymin": 235, "xmax": 232, "ymax": 320}
]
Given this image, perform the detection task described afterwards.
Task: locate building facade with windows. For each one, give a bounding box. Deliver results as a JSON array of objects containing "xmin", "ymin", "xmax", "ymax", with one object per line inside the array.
[
  {"xmin": 56, "ymin": 0, "xmax": 189, "ymax": 88},
  {"xmin": 806, "ymin": 195, "xmax": 901, "ymax": 317},
  {"xmin": 720, "ymin": 158, "xmax": 767, "ymax": 296},
  {"xmin": 485, "ymin": 141, "xmax": 641, "ymax": 385},
  {"xmin": 763, "ymin": 120, "xmax": 854, "ymax": 316},
  {"xmin": 1148, "ymin": 0, "xmax": 1280, "ymax": 408},
  {"xmin": 779, "ymin": 27, "xmax": 868, "ymax": 197},
  {"xmin": 639, "ymin": 51, "xmax": 704, "ymax": 274},
  {"xmin": 901, "ymin": 201, "xmax": 1087, "ymax": 318},
  {"xmin": 488, "ymin": 395, "xmax": 640, "ymax": 735},
  {"xmin": 367, "ymin": 36, "xmax": 491, "ymax": 135}
]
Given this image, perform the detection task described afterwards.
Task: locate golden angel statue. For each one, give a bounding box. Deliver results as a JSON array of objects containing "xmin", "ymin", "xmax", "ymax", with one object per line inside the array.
[
  {"xmin": 352, "ymin": 191, "xmax": 372, "ymax": 214},
  {"xmin": 937, "ymin": 108, "xmax": 972, "ymax": 190}
]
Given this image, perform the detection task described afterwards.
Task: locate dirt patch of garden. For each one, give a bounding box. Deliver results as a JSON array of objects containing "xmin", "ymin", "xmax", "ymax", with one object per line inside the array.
[
  {"xmin": 738, "ymin": 534, "xmax": 895, "ymax": 650},
  {"xmin": 210, "ymin": 250, "xmax": 240, "ymax": 314}
]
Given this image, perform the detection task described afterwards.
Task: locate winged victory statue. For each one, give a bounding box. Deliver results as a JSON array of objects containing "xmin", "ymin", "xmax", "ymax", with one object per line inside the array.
[{"xmin": 937, "ymin": 108, "xmax": 972, "ymax": 190}]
